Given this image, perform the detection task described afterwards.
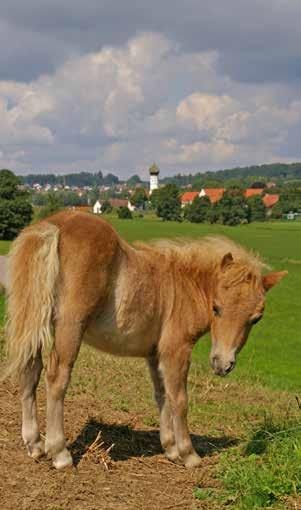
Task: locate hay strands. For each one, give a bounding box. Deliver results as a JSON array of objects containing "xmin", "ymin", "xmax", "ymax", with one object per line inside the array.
[{"xmin": 83, "ymin": 430, "xmax": 114, "ymax": 470}]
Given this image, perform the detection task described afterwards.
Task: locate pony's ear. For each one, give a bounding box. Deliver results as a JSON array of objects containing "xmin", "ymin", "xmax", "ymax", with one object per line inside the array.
[
  {"xmin": 262, "ymin": 271, "xmax": 288, "ymax": 292},
  {"xmin": 221, "ymin": 252, "xmax": 233, "ymax": 270}
]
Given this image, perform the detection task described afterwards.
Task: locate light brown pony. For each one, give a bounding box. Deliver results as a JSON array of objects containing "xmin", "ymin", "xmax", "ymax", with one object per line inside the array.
[{"xmin": 3, "ymin": 211, "xmax": 287, "ymax": 469}]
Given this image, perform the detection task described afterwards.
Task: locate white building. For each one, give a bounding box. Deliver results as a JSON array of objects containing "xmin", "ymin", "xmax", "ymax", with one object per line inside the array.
[
  {"xmin": 93, "ymin": 200, "xmax": 102, "ymax": 214},
  {"xmin": 93, "ymin": 199, "xmax": 135, "ymax": 214},
  {"xmin": 149, "ymin": 163, "xmax": 159, "ymax": 194}
]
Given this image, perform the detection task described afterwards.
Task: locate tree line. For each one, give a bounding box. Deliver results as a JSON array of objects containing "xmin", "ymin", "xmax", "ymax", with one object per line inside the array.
[
  {"xmin": 18, "ymin": 161, "xmax": 301, "ymax": 189},
  {"xmin": 21, "ymin": 171, "xmax": 119, "ymax": 187}
]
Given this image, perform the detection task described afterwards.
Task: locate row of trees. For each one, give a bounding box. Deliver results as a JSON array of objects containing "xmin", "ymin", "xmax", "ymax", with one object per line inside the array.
[
  {"xmin": 22, "ymin": 171, "xmax": 144, "ymax": 188},
  {"xmin": 21, "ymin": 162, "xmax": 301, "ymax": 189},
  {"xmin": 22, "ymin": 171, "xmax": 119, "ymax": 187},
  {"xmin": 161, "ymin": 162, "xmax": 301, "ymax": 188}
]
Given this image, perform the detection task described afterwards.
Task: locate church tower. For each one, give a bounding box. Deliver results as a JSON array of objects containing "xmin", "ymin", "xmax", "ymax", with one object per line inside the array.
[{"xmin": 149, "ymin": 163, "xmax": 159, "ymax": 194}]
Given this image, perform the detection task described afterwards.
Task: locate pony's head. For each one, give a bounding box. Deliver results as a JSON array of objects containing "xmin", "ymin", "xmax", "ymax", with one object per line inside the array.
[{"xmin": 210, "ymin": 252, "xmax": 287, "ymax": 377}]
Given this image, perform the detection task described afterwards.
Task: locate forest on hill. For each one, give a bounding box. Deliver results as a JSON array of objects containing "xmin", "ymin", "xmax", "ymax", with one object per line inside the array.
[{"xmin": 18, "ymin": 162, "xmax": 301, "ymax": 188}]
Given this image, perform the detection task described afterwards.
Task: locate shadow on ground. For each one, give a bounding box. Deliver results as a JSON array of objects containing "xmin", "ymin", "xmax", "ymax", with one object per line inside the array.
[{"xmin": 70, "ymin": 417, "xmax": 238, "ymax": 466}]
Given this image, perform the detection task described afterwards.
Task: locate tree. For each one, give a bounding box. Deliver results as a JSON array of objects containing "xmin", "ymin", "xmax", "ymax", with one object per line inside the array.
[
  {"xmin": 184, "ymin": 196, "xmax": 211, "ymax": 223},
  {"xmin": 38, "ymin": 192, "xmax": 63, "ymax": 220},
  {"xmin": 101, "ymin": 200, "xmax": 113, "ymax": 214},
  {"xmin": 127, "ymin": 174, "xmax": 141, "ymax": 186},
  {"xmin": 0, "ymin": 169, "xmax": 22, "ymax": 200},
  {"xmin": 224, "ymin": 179, "xmax": 243, "ymax": 189},
  {"xmin": 250, "ymin": 181, "xmax": 266, "ymax": 189},
  {"xmin": 272, "ymin": 188, "xmax": 301, "ymax": 215},
  {"xmin": 103, "ymin": 173, "xmax": 119, "ymax": 185},
  {"xmin": 210, "ymin": 189, "xmax": 248, "ymax": 226},
  {"xmin": 117, "ymin": 206, "xmax": 132, "ymax": 219},
  {"xmin": 60, "ymin": 191, "xmax": 82, "ymax": 207},
  {"xmin": 131, "ymin": 187, "xmax": 147, "ymax": 209},
  {"xmin": 149, "ymin": 188, "xmax": 159, "ymax": 209},
  {"xmin": 247, "ymin": 195, "xmax": 266, "ymax": 222},
  {"xmin": 0, "ymin": 169, "xmax": 33, "ymax": 240},
  {"xmin": 156, "ymin": 184, "xmax": 182, "ymax": 222},
  {"xmin": 31, "ymin": 192, "xmax": 48, "ymax": 206}
]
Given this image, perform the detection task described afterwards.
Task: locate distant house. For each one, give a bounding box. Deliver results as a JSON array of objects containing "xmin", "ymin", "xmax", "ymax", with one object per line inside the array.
[
  {"xmin": 180, "ymin": 188, "xmax": 281, "ymax": 213},
  {"xmin": 181, "ymin": 188, "xmax": 225, "ymax": 207},
  {"xmin": 202, "ymin": 188, "xmax": 225, "ymax": 203},
  {"xmin": 262, "ymin": 194, "xmax": 279, "ymax": 208},
  {"xmin": 181, "ymin": 191, "xmax": 202, "ymax": 207},
  {"xmin": 109, "ymin": 199, "xmax": 136, "ymax": 211},
  {"xmin": 244, "ymin": 188, "xmax": 263, "ymax": 198},
  {"xmin": 93, "ymin": 199, "xmax": 135, "ymax": 214}
]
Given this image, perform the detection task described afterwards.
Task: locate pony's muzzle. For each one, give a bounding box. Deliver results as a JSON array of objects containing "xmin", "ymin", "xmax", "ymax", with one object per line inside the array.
[{"xmin": 210, "ymin": 354, "xmax": 236, "ymax": 377}]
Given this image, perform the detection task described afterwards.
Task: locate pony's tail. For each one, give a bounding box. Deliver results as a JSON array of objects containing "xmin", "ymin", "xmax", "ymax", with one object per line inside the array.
[{"xmin": 2, "ymin": 222, "xmax": 60, "ymax": 381}]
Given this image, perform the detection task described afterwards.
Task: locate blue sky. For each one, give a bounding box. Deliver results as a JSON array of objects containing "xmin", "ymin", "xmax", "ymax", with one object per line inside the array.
[{"xmin": 1, "ymin": 0, "xmax": 301, "ymax": 178}]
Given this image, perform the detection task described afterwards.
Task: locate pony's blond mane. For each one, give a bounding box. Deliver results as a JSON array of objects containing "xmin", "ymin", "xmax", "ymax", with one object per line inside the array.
[{"xmin": 134, "ymin": 236, "xmax": 268, "ymax": 285}]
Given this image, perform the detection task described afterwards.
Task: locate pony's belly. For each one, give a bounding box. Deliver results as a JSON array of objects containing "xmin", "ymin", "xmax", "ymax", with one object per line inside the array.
[{"xmin": 83, "ymin": 324, "xmax": 154, "ymax": 357}]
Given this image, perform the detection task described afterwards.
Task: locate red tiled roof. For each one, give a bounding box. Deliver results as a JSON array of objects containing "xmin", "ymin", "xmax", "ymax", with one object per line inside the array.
[
  {"xmin": 203, "ymin": 188, "xmax": 225, "ymax": 203},
  {"xmin": 244, "ymin": 188, "xmax": 264, "ymax": 198},
  {"xmin": 181, "ymin": 191, "xmax": 200, "ymax": 203},
  {"xmin": 263, "ymin": 194, "xmax": 279, "ymax": 208},
  {"xmin": 107, "ymin": 199, "xmax": 129, "ymax": 208}
]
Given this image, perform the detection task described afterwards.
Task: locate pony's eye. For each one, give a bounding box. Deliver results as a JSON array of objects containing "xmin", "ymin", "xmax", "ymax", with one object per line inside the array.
[{"xmin": 213, "ymin": 304, "xmax": 221, "ymax": 317}]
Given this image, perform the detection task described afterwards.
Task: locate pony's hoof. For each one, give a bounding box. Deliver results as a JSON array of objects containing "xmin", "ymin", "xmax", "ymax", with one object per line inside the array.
[
  {"xmin": 183, "ymin": 453, "xmax": 202, "ymax": 468},
  {"xmin": 27, "ymin": 440, "xmax": 45, "ymax": 460},
  {"xmin": 165, "ymin": 445, "xmax": 180, "ymax": 463},
  {"xmin": 52, "ymin": 449, "xmax": 73, "ymax": 470}
]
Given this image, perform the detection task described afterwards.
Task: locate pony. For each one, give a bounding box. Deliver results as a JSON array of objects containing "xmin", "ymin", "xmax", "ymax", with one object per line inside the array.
[{"xmin": 3, "ymin": 211, "xmax": 287, "ymax": 469}]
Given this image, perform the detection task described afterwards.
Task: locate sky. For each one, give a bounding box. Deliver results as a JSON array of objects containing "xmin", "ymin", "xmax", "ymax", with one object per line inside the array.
[{"xmin": 1, "ymin": 0, "xmax": 301, "ymax": 179}]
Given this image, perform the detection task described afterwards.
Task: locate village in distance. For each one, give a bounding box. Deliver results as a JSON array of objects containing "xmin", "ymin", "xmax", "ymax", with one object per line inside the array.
[{"xmin": 0, "ymin": 161, "xmax": 301, "ymax": 240}]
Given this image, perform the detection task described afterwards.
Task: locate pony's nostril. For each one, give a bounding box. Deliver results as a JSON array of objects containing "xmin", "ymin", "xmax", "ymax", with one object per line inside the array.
[{"xmin": 225, "ymin": 361, "xmax": 235, "ymax": 374}]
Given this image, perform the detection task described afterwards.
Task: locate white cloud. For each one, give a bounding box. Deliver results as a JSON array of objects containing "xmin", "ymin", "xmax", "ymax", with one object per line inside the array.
[{"xmin": 1, "ymin": 32, "xmax": 301, "ymax": 176}]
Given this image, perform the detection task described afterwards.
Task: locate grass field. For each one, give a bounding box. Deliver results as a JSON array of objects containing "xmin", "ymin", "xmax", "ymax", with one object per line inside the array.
[{"xmin": 0, "ymin": 216, "xmax": 300, "ymax": 509}]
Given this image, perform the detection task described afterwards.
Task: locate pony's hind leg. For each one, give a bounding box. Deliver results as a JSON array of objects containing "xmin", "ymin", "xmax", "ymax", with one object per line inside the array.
[
  {"xmin": 45, "ymin": 320, "xmax": 82, "ymax": 469},
  {"xmin": 20, "ymin": 350, "xmax": 44, "ymax": 459},
  {"xmin": 147, "ymin": 355, "xmax": 179, "ymax": 462}
]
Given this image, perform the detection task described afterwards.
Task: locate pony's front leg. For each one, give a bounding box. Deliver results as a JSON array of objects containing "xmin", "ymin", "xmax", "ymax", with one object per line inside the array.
[
  {"xmin": 20, "ymin": 351, "xmax": 44, "ymax": 459},
  {"xmin": 147, "ymin": 355, "xmax": 179, "ymax": 462},
  {"xmin": 160, "ymin": 346, "xmax": 201, "ymax": 468},
  {"xmin": 45, "ymin": 321, "xmax": 82, "ymax": 469}
]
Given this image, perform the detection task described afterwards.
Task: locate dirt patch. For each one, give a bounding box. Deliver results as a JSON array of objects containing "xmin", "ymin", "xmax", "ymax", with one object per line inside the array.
[
  {"xmin": 0, "ymin": 349, "xmax": 299, "ymax": 510},
  {"xmin": 0, "ymin": 378, "xmax": 227, "ymax": 510}
]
